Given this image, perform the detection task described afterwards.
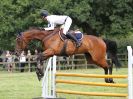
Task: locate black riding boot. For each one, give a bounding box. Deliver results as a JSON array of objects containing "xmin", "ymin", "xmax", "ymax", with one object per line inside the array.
[{"xmin": 66, "ymin": 33, "xmax": 81, "ymax": 47}]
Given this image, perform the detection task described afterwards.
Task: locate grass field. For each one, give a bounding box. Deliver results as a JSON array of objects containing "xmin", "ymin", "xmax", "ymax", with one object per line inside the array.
[{"xmin": 0, "ymin": 68, "xmax": 128, "ymax": 99}]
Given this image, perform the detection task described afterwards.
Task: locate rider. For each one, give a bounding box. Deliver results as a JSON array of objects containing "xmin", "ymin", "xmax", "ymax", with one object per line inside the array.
[{"xmin": 40, "ymin": 10, "xmax": 81, "ymax": 47}]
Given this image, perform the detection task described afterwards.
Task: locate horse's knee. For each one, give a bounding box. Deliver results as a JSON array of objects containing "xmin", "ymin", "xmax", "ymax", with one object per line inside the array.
[{"xmin": 43, "ymin": 49, "xmax": 55, "ymax": 57}]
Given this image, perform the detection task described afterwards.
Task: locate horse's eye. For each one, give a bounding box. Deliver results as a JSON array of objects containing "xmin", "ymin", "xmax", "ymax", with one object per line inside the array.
[
  {"xmin": 16, "ymin": 37, "xmax": 19, "ymax": 40},
  {"xmin": 16, "ymin": 37, "xmax": 21, "ymax": 41}
]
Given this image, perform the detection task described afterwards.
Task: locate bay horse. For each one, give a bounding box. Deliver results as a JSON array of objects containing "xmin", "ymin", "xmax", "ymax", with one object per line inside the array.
[{"xmin": 15, "ymin": 27, "xmax": 114, "ymax": 83}]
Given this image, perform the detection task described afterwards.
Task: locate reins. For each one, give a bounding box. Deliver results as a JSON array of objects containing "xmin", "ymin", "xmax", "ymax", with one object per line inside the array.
[{"xmin": 42, "ymin": 29, "xmax": 61, "ymax": 42}]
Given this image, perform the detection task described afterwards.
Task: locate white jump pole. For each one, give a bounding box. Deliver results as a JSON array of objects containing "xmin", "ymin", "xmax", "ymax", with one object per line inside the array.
[
  {"xmin": 42, "ymin": 56, "xmax": 57, "ymax": 98},
  {"xmin": 127, "ymin": 46, "xmax": 133, "ymax": 99},
  {"xmin": 52, "ymin": 55, "xmax": 57, "ymax": 98}
]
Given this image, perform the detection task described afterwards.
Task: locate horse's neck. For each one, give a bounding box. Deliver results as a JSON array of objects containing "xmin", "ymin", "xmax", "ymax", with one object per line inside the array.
[
  {"xmin": 41, "ymin": 28, "xmax": 60, "ymax": 41},
  {"xmin": 24, "ymin": 30, "xmax": 44, "ymax": 41},
  {"xmin": 25, "ymin": 28, "xmax": 60, "ymax": 41}
]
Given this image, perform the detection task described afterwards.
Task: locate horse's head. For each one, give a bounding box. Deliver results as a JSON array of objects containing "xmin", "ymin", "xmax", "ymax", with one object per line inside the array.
[{"xmin": 15, "ymin": 33, "xmax": 27, "ymax": 56}]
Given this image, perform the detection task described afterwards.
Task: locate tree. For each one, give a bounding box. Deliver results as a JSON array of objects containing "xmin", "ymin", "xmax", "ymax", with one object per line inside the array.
[
  {"xmin": 43, "ymin": 0, "xmax": 133, "ymax": 37},
  {"xmin": 0, "ymin": 0, "xmax": 133, "ymax": 52}
]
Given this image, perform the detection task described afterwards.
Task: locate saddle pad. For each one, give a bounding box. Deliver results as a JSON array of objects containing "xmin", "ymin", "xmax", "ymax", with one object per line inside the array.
[
  {"xmin": 59, "ymin": 31, "xmax": 83, "ymax": 41},
  {"xmin": 75, "ymin": 33, "xmax": 83, "ymax": 41}
]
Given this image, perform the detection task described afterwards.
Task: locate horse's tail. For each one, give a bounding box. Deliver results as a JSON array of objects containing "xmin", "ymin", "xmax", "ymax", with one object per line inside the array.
[{"xmin": 103, "ymin": 39, "xmax": 121, "ymax": 69}]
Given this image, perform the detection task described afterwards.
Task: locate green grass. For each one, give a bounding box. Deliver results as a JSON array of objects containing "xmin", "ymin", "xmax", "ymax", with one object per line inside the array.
[
  {"xmin": 0, "ymin": 68, "xmax": 129, "ymax": 99},
  {"xmin": 0, "ymin": 72, "xmax": 41, "ymax": 99}
]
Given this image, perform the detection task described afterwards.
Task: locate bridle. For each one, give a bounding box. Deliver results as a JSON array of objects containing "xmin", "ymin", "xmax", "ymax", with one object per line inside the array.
[{"xmin": 15, "ymin": 34, "xmax": 27, "ymax": 55}]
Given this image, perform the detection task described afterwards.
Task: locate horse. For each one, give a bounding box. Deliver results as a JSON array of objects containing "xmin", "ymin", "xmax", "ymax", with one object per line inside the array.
[{"xmin": 15, "ymin": 27, "xmax": 115, "ymax": 83}]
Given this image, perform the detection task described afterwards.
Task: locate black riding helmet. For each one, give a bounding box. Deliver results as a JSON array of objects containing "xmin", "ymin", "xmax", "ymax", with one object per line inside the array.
[{"xmin": 40, "ymin": 10, "xmax": 48, "ymax": 17}]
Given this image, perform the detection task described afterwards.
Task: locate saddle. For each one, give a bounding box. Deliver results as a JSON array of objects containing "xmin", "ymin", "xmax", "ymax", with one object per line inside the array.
[{"xmin": 59, "ymin": 30, "xmax": 83, "ymax": 42}]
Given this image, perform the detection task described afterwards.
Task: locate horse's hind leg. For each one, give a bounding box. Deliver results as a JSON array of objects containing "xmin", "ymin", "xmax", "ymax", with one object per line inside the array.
[
  {"xmin": 108, "ymin": 64, "xmax": 114, "ymax": 83},
  {"xmin": 85, "ymin": 53, "xmax": 113, "ymax": 83},
  {"xmin": 107, "ymin": 59, "xmax": 115, "ymax": 83},
  {"xmin": 85, "ymin": 53, "xmax": 95, "ymax": 64},
  {"xmin": 97, "ymin": 58, "xmax": 114, "ymax": 83},
  {"xmin": 96, "ymin": 59, "xmax": 110, "ymax": 83}
]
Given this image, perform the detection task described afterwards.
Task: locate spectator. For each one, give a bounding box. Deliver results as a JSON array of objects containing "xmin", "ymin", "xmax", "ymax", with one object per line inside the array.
[
  {"xmin": 27, "ymin": 50, "xmax": 32, "ymax": 61},
  {"xmin": 32, "ymin": 49, "xmax": 38, "ymax": 70},
  {"xmin": 19, "ymin": 51, "xmax": 26, "ymax": 72},
  {"xmin": 33, "ymin": 49, "xmax": 38, "ymax": 61},
  {"xmin": 6, "ymin": 50, "xmax": 13, "ymax": 72},
  {"xmin": 34, "ymin": 49, "xmax": 38, "ymax": 55},
  {"xmin": 27, "ymin": 50, "xmax": 32, "ymax": 72},
  {"xmin": 27, "ymin": 50, "xmax": 31, "ymax": 56}
]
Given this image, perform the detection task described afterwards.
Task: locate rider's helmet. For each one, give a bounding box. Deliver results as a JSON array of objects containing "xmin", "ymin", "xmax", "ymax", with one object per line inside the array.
[{"xmin": 40, "ymin": 10, "xmax": 48, "ymax": 17}]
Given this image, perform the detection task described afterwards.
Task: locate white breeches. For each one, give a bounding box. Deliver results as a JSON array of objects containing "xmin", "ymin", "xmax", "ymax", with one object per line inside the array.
[{"xmin": 63, "ymin": 17, "xmax": 72, "ymax": 35}]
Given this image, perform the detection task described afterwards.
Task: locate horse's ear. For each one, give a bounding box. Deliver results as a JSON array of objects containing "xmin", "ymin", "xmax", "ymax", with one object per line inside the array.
[{"xmin": 16, "ymin": 32, "xmax": 22, "ymax": 38}]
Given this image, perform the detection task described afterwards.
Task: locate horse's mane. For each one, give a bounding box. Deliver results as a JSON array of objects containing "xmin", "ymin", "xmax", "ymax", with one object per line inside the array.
[
  {"xmin": 18, "ymin": 27, "xmax": 61, "ymax": 37},
  {"xmin": 17, "ymin": 27, "xmax": 43, "ymax": 37}
]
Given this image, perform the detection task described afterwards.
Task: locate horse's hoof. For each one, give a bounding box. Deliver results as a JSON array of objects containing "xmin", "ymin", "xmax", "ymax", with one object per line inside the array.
[
  {"xmin": 38, "ymin": 76, "xmax": 42, "ymax": 81},
  {"xmin": 105, "ymin": 78, "xmax": 115, "ymax": 83},
  {"xmin": 105, "ymin": 79, "xmax": 110, "ymax": 83},
  {"xmin": 36, "ymin": 71, "xmax": 42, "ymax": 81},
  {"xmin": 36, "ymin": 72, "xmax": 40, "ymax": 81},
  {"xmin": 109, "ymin": 79, "xmax": 115, "ymax": 83}
]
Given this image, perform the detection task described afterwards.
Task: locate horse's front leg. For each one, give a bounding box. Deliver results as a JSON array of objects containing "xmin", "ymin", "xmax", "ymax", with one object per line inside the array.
[
  {"xmin": 42, "ymin": 48, "xmax": 55, "ymax": 59},
  {"xmin": 36, "ymin": 49, "xmax": 55, "ymax": 81}
]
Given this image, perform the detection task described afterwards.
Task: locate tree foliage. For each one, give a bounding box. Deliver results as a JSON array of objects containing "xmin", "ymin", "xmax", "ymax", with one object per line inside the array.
[{"xmin": 0, "ymin": 0, "xmax": 133, "ymax": 52}]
